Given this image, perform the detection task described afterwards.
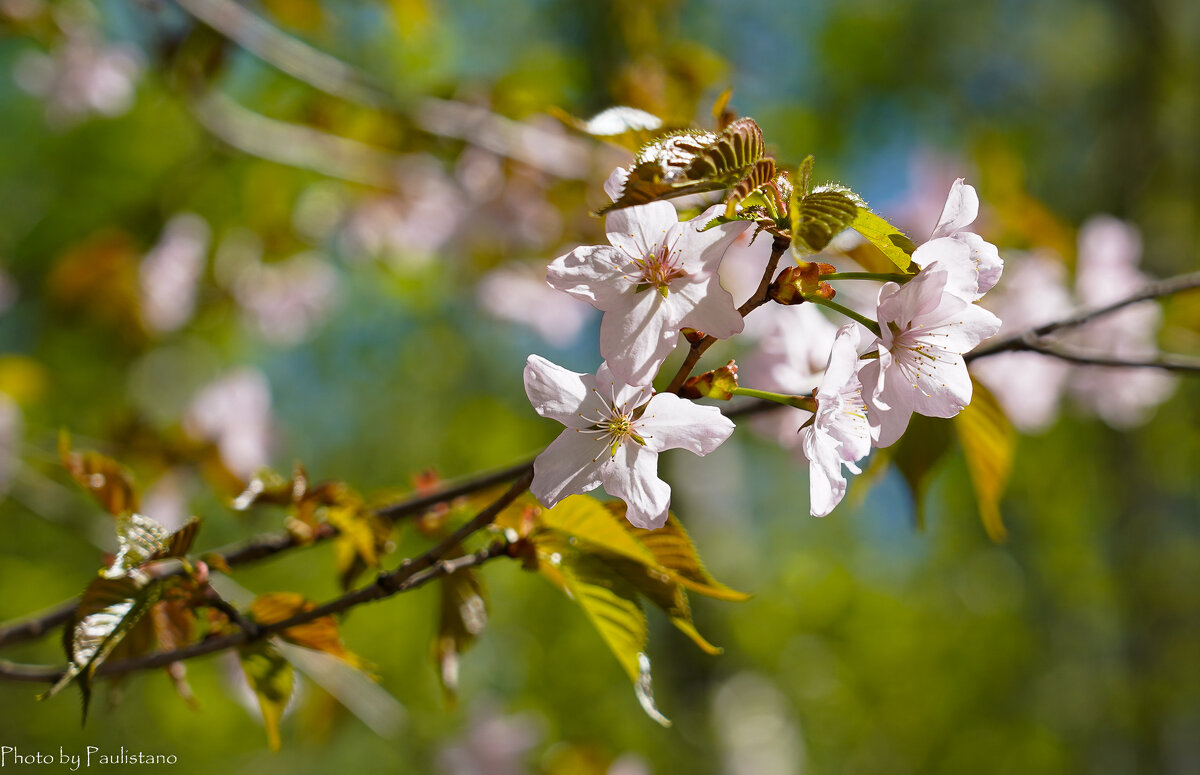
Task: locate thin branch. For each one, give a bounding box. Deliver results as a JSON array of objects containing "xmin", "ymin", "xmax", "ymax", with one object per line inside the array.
[
  {"xmin": 4, "ymin": 475, "xmax": 532, "ymax": 685},
  {"xmin": 0, "ymin": 460, "xmax": 535, "ymax": 649},
  {"xmin": 983, "ymin": 338, "xmax": 1200, "ymax": 372},
  {"xmin": 968, "ymin": 270, "xmax": 1200, "ymax": 361},
  {"xmin": 171, "ymin": 0, "xmax": 393, "ymax": 108},
  {"xmin": 664, "ymin": 235, "xmax": 791, "ymax": 394},
  {"xmin": 191, "ymin": 92, "xmax": 406, "ymax": 190}
]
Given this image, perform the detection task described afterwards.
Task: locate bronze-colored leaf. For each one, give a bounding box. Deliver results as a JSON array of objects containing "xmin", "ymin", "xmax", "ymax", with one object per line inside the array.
[
  {"xmin": 247, "ymin": 593, "xmax": 360, "ymax": 667},
  {"xmin": 955, "ymin": 379, "xmax": 1015, "ymax": 542},
  {"xmin": 59, "ymin": 433, "xmax": 138, "ymax": 517}
]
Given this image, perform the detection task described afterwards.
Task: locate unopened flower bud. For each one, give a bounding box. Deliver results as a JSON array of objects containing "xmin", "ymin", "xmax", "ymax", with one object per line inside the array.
[
  {"xmin": 681, "ymin": 327, "xmax": 707, "ymax": 344},
  {"xmin": 681, "ymin": 360, "xmax": 739, "ymax": 400}
]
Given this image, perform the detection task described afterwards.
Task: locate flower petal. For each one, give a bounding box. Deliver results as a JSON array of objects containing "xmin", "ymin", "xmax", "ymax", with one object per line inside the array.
[
  {"xmin": 603, "ymin": 444, "xmax": 671, "ymax": 529},
  {"xmin": 675, "ymin": 274, "xmax": 744, "ymax": 339},
  {"xmin": 930, "ymin": 178, "xmax": 979, "ymax": 240},
  {"xmin": 800, "ymin": 426, "xmax": 847, "ymax": 517},
  {"xmin": 599, "ymin": 289, "xmax": 679, "ymax": 386},
  {"xmin": 672, "ymin": 205, "xmax": 749, "ymax": 278},
  {"xmin": 546, "ymin": 245, "xmax": 635, "ymax": 309},
  {"xmin": 530, "ymin": 428, "xmax": 607, "ymax": 508},
  {"xmin": 524, "ymin": 354, "xmax": 593, "ymax": 426},
  {"xmin": 638, "ymin": 392, "xmax": 735, "ymax": 455},
  {"xmin": 605, "ymin": 201, "xmax": 681, "ymax": 260}
]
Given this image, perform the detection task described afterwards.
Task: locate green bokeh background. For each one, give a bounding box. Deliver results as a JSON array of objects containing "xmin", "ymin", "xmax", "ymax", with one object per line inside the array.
[{"xmin": 1, "ymin": 0, "xmax": 1198, "ymax": 773}]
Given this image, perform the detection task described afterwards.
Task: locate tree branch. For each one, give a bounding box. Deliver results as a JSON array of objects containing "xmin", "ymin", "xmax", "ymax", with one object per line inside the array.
[
  {"xmin": 978, "ymin": 338, "xmax": 1200, "ymax": 372},
  {"xmin": 664, "ymin": 234, "xmax": 791, "ymax": 394},
  {"xmin": 1, "ymin": 474, "xmax": 532, "ymax": 685},
  {"xmin": 968, "ymin": 270, "xmax": 1200, "ymax": 361}
]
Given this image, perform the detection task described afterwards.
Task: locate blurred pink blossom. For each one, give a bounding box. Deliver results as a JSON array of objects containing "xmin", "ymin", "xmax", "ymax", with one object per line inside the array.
[
  {"xmin": 139, "ymin": 214, "xmax": 210, "ymax": 334},
  {"xmin": 13, "ymin": 15, "xmax": 141, "ymax": 127},
  {"xmin": 476, "ymin": 263, "xmax": 595, "ymax": 348},
  {"xmin": 437, "ymin": 702, "xmax": 543, "ymax": 775},
  {"xmin": 972, "ymin": 253, "xmax": 1075, "ymax": 432},
  {"xmin": 184, "ymin": 368, "xmax": 273, "ymax": 480},
  {"xmin": 1067, "ymin": 216, "xmax": 1175, "ymax": 428}
]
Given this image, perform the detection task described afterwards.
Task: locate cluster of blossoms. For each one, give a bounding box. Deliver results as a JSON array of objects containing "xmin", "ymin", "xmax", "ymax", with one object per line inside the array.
[{"xmin": 522, "ymin": 171, "xmax": 1005, "ymax": 526}]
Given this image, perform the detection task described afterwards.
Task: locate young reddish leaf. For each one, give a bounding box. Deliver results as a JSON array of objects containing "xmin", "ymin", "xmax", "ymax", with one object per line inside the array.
[
  {"xmin": 597, "ymin": 119, "xmax": 767, "ymax": 215},
  {"xmin": 609, "ymin": 506, "xmax": 750, "ymax": 602},
  {"xmin": 247, "ymin": 593, "xmax": 361, "ymax": 667},
  {"xmin": 59, "ymin": 433, "xmax": 139, "ymax": 516},
  {"xmin": 433, "ymin": 563, "xmax": 488, "ymax": 702},
  {"xmin": 238, "ymin": 640, "xmax": 293, "ymax": 751},
  {"xmin": 955, "ymin": 379, "xmax": 1015, "ymax": 542},
  {"xmin": 851, "ymin": 209, "xmax": 917, "ymax": 272},
  {"xmin": 41, "ymin": 575, "xmax": 162, "ymax": 720}
]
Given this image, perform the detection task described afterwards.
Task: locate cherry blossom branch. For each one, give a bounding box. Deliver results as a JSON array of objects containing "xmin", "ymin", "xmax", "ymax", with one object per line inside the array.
[
  {"xmin": 968, "ymin": 269, "xmax": 1200, "ymax": 361},
  {"xmin": 0, "ymin": 474, "xmax": 532, "ymax": 685},
  {"xmin": 982, "ymin": 340, "xmax": 1200, "ymax": 373},
  {"xmin": 0, "ymin": 460, "xmax": 535, "ymax": 649},
  {"xmin": 664, "ymin": 235, "xmax": 791, "ymax": 393}
]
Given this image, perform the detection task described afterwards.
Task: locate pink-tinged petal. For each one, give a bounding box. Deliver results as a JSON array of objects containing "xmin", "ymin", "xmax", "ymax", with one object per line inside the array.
[
  {"xmin": 930, "ymin": 178, "xmax": 979, "ymax": 239},
  {"xmin": 603, "ymin": 444, "xmax": 671, "ymax": 529},
  {"xmin": 956, "ymin": 232, "xmax": 1003, "ymax": 296},
  {"xmin": 603, "ymin": 166, "xmax": 630, "ymax": 202},
  {"xmin": 524, "ymin": 355, "xmax": 594, "ymax": 427},
  {"xmin": 861, "ymin": 366, "xmax": 914, "ymax": 448},
  {"xmin": 605, "ymin": 201, "xmax": 680, "ymax": 260},
  {"xmin": 599, "ymin": 290, "xmax": 679, "ymax": 386},
  {"xmin": 818, "ymin": 324, "xmax": 863, "ymax": 398},
  {"xmin": 877, "ymin": 271, "xmax": 948, "ymax": 329},
  {"xmin": 546, "ymin": 245, "xmax": 635, "ymax": 309},
  {"xmin": 637, "ymin": 392, "xmax": 735, "ymax": 455},
  {"xmin": 530, "ymin": 429, "xmax": 607, "ymax": 507},
  {"xmin": 673, "ymin": 206, "xmax": 748, "ymax": 278},
  {"xmin": 882, "ymin": 345, "xmax": 974, "ymax": 420},
  {"xmin": 595, "ymin": 362, "xmax": 654, "ymax": 413},
  {"xmin": 675, "ymin": 275, "xmax": 744, "ymax": 339},
  {"xmin": 912, "ymin": 238, "xmax": 980, "ymax": 300},
  {"xmin": 800, "ymin": 427, "xmax": 846, "ymax": 517}
]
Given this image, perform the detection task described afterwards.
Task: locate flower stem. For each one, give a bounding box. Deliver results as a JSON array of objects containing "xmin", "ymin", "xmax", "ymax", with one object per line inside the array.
[
  {"xmin": 804, "ymin": 296, "xmax": 883, "ymax": 337},
  {"xmin": 822, "ymin": 271, "xmax": 911, "ymax": 283},
  {"xmin": 730, "ymin": 387, "xmax": 817, "ymax": 412}
]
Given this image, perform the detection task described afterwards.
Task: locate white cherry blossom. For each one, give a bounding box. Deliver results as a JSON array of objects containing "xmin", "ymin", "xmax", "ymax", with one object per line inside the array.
[
  {"xmin": 910, "ymin": 178, "xmax": 1003, "ymax": 302},
  {"xmin": 799, "ymin": 325, "xmax": 872, "ymax": 517},
  {"xmin": 547, "ymin": 201, "xmax": 746, "ymax": 385},
  {"xmin": 859, "ymin": 268, "xmax": 1001, "ymax": 447},
  {"xmin": 524, "ymin": 355, "xmax": 734, "ymax": 528}
]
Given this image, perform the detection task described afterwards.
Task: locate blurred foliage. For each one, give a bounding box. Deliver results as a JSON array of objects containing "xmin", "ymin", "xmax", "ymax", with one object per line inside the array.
[{"xmin": 0, "ymin": 0, "xmax": 1198, "ymax": 774}]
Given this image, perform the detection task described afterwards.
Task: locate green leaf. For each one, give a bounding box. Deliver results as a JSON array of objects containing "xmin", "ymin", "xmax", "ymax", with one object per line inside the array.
[
  {"xmin": 41, "ymin": 575, "xmax": 161, "ymax": 719},
  {"xmin": 558, "ymin": 552, "xmax": 670, "ymax": 726},
  {"xmin": 541, "ymin": 495, "xmax": 659, "ymax": 568},
  {"xmin": 433, "ymin": 564, "xmax": 487, "ymax": 702},
  {"xmin": 955, "ymin": 379, "xmax": 1015, "ymax": 542},
  {"xmin": 238, "ymin": 640, "xmax": 294, "ymax": 751},
  {"xmin": 608, "ymin": 558, "xmax": 722, "ymax": 656},
  {"xmin": 610, "ymin": 506, "xmax": 750, "ymax": 602},
  {"xmin": 790, "ymin": 187, "xmax": 860, "ymax": 255},
  {"xmin": 851, "ymin": 209, "xmax": 917, "ymax": 272},
  {"xmin": 866, "ymin": 413, "xmax": 954, "ymax": 530},
  {"xmin": 598, "ymin": 118, "xmax": 766, "ymax": 215},
  {"xmin": 553, "ymin": 105, "xmax": 679, "ymax": 152}
]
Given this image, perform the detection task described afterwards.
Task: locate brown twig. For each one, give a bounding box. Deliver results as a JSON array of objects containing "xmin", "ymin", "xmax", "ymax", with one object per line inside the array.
[
  {"xmin": 0, "ymin": 460, "xmax": 535, "ymax": 649},
  {"xmin": 1, "ymin": 474, "xmax": 532, "ymax": 685},
  {"xmin": 664, "ymin": 234, "xmax": 791, "ymax": 394},
  {"xmin": 968, "ymin": 270, "xmax": 1200, "ymax": 361}
]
